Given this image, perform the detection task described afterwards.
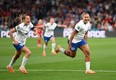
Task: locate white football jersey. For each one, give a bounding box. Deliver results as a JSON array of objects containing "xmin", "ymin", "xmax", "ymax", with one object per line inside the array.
[
  {"xmin": 44, "ymin": 22, "xmax": 57, "ymax": 37},
  {"xmin": 14, "ymin": 22, "xmax": 33, "ymax": 44},
  {"xmin": 69, "ymin": 20, "xmax": 91, "ymax": 43}
]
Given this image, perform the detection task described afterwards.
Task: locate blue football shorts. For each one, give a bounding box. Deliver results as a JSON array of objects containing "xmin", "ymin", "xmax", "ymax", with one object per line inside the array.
[
  {"xmin": 68, "ymin": 39, "xmax": 87, "ymax": 52},
  {"xmin": 13, "ymin": 43, "xmax": 24, "ymax": 51},
  {"xmin": 44, "ymin": 35, "xmax": 53, "ymax": 42}
]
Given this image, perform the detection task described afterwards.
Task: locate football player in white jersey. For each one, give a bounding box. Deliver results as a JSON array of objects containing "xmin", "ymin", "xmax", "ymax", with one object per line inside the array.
[
  {"xmin": 42, "ymin": 18, "xmax": 66, "ymax": 56},
  {"xmin": 7, "ymin": 14, "xmax": 34, "ymax": 74},
  {"xmin": 55, "ymin": 13, "xmax": 96, "ymax": 74}
]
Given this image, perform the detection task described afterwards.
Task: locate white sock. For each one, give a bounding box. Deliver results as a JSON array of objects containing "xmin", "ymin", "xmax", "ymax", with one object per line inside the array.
[
  {"xmin": 52, "ymin": 43, "xmax": 56, "ymax": 51},
  {"xmin": 20, "ymin": 56, "xmax": 28, "ymax": 68},
  {"xmin": 86, "ymin": 62, "xmax": 90, "ymax": 70},
  {"xmin": 8, "ymin": 56, "xmax": 16, "ymax": 66},
  {"xmin": 43, "ymin": 44, "xmax": 47, "ymax": 52},
  {"xmin": 59, "ymin": 48, "xmax": 65, "ymax": 53}
]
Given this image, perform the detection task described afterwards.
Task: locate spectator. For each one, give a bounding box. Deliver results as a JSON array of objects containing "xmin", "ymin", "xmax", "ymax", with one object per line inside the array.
[{"xmin": 0, "ymin": 0, "xmax": 115, "ymax": 31}]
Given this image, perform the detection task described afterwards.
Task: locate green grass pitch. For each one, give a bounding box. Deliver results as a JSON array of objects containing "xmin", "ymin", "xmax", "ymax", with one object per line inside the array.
[{"xmin": 0, "ymin": 37, "xmax": 116, "ymax": 80}]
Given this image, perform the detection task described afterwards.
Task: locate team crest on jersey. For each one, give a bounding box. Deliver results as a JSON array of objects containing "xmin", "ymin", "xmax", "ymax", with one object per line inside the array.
[
  {"xmin": 16, "ymin": 26, "xmax": 21, "ymax": 30},
  {"xmin": 77, "ymin": 26, "xmax": 80, "ymax": 30}
]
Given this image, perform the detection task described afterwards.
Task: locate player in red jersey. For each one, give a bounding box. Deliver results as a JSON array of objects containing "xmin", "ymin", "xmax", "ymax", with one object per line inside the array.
[{"xmin": 35, "ymin": 19, "xmax": 44, "ymax": 47}]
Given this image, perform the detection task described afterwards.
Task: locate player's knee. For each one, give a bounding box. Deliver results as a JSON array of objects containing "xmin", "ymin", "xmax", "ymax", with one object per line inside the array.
[
  {"xmin": 17, "ymin": 55, "xmax": 20, "ymax": 58},
  {"xmin": 85, "ymin": 50, "xmax": 90, "ymax": 57},
  {"xmin": 26, "ymin": 50, "xmax": 32, "ymax": 56},
  {"xmin": 71, "ymin": 55, "xmax": 76, "ymax": 58},
  {"xmin": 70, "ymin": 53, "xmax": 76, "ymax": 58},
  {"xmin": 29, "ymin": 51, "xmax": 32, "ymax": 56},
  {"xmin": 52, "ymin": 40, "xmax": 55, "ymax": 43}
]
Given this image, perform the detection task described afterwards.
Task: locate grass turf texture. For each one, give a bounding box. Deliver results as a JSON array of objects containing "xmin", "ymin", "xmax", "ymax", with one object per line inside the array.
[{"xmin": 0, "ymin": 37, "xmax": 116, "ymax": 80}]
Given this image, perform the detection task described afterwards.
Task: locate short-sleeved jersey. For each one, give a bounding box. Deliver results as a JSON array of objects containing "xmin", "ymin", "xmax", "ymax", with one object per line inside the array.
[
  {"xmin": 14, "ymin": 22, "xmax": 33, "ymax": 45},
  {"xmin": 69, "ymin": 20, "xmax": 91, "ymax": 43},
  {"xmin": 44, "ymin": 23, "xmax": 57, "ymax": 37}
]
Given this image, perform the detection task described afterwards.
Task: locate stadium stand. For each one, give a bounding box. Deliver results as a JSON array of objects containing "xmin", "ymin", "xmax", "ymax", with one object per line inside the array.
[{"xmin": 0, "ymin": 0, "xmax": 116, "ymax": 31}]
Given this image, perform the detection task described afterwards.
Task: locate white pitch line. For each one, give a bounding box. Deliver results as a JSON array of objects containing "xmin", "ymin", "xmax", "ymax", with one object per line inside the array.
[{"xmin": 0, "ymin": 69, "xmax": 116, "ymax": 73}]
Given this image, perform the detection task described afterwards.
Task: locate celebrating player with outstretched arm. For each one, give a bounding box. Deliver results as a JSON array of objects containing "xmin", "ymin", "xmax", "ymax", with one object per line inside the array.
[
  {"xmin": 7, "ymin": 14, "xmax": 35, "ymax": 74},
  {"xmin": 42, "ymin": 18, "xmax": 66, "ymax": 56},
  {"xmin": 55, "ymin": 12, "xmax": 96, "ymax": 74}
]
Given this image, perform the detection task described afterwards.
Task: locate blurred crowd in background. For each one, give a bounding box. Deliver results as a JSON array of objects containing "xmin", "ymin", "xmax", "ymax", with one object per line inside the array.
[{"xmin": 0, "ymin": 0, "xmax": 116, "ymax": 31}]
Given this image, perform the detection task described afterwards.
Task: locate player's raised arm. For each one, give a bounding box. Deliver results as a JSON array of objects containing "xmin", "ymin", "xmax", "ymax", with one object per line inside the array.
[
  {"xmin": 35, "ymin": 19, "xmax": 44, "ymax": 29},
  {"xmin": 35, "ymin": 23, "xmax": 44, "ymax": 29}
]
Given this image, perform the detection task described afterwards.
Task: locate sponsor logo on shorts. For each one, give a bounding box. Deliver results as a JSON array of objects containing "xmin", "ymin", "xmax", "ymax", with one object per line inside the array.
[{"xmin": 71, "ymin": 47, "xmax": 75, "ymax": 51}]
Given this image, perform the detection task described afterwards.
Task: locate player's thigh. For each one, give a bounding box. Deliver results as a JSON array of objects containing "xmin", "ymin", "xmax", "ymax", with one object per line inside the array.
[
  {"xmin": 16, "ymin": 50, "xmax": 22, "ymax": 54},
  {"xmin": 44, "ymin": 36, "xmax": 50, "ymax": 43},
  {"xmin": 38, "ymin": 34, "xmax": 41, "ymax": 38},
  {"xmin": 44, "ymin": 41, "xmax": 48, "ymax": 46},
  {"xmin": 51, "ymin": 37, "xmax": 55, "ymax": 43},
  {"xmin": 38, "ymin": 33, "xmax": 42, "ymax": 38},
  {"xmin": 79, "ymin": 44, "xmax": 90, "ymax": 54},
  {"xmin": 14, "ymin": 50, "xmax": 22, "ymax": 57},
  {"xmin": 21, "ymin": 46, "xmax": 31, "ymax": 54}
]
